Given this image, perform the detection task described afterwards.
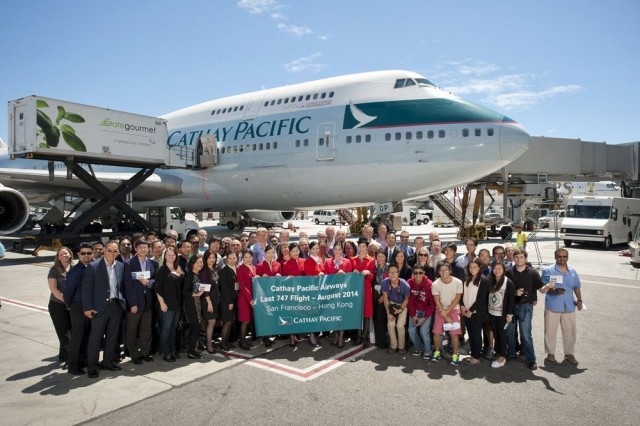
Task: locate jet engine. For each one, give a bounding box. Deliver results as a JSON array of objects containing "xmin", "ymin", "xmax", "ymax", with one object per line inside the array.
[
  {"xmin": 0, "ymin": 187, "xmax": 30, "ymax": 235},
  {"xmin": 245, "ymin": 211, "xmax": 296, "ymax": 224}
]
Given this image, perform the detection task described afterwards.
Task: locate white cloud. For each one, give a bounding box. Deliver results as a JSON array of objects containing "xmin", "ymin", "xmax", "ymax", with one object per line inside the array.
[
  {"xmin": 435, "ymin": 60, "xmax": 582, "ymax": 111},
  {"xmin": 284, "ymin": 52, "xmax": 325, "ymax": 73},
  {"xmin": 488, "ymin": 85, "xmax": 582, "ymax": 110},
  {"xmin": 277, "ymin": 23, "xmax": 312, "ymax": 37},
  {"xmin": 237, "ymin": 0, "xmax": 281, "ymax": 15}
]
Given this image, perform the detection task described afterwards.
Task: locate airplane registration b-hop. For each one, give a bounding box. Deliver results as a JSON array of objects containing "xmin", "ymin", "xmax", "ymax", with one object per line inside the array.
[{"xmin": 0, "ymin": 70, "xmax": 530, "ymax": 235}]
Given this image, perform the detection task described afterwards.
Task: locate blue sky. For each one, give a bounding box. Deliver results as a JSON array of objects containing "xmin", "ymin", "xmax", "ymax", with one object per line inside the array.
[{"xmin": 1, "ymin": 0, "xmax": 638, "ymax": 145}]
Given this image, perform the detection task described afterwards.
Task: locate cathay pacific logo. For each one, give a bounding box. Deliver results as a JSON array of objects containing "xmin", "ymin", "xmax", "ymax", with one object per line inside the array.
[
  {"xmin": 343, "ymin": 102, "xmax": 377, "ymax": 129},
  {"xmin": 278, "ymin": 316, "xmax": 292, "ymax": 326}
]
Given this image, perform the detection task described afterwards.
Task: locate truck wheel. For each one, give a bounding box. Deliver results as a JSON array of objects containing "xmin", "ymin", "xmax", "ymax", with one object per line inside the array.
[
  {"xmin": 500, "ymin": 226, "xmax": 512, "ymax": 241},
  {"xmin": 416, "ymin": 220, "xmax": 422, "ymax": 226},
  {"xmin": 314, "ymin": 219, "xmax": 320, "ymax": 224},
  {"xmin": 331, "ymin": 219, "xmax": 336, "ymax": 225},
  {"xmin": 564, "ymin": 240, "xmax": 572, "ymax": 247},
  {"xmin": 603, "ymin": 236, "xmax": 612, "ymax": 249},
  {"xmin": 227, "ymin": 221, "xmax": 235, "ymax": 230}
]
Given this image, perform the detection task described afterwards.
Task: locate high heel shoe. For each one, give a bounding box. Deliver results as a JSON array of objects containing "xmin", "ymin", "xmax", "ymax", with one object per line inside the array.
[
  {"xmin": 187, "ymin": 351, "xmax": 203, "ymax": 360},
  {"xmin": 206, "ymin": 347, "xmax": 216, "ymax": 354},
  {"xmin": 219, "ymin": 343, "xmax": 231, "ymax": 351},
  {"xmin": 238, "ymin": 339, "xmax": 251, "ymax": 350}
]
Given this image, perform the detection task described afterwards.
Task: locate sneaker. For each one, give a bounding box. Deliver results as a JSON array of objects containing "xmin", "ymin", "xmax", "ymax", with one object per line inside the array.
[
  {"xmin": 450, "ymin": 353, "xmax": 459, "ymax": 366},
  {"xmin": 386, "ymin": 347, "xmax": 397, "ymax": 354},
  {"xmin": 423, "ymin": 352, "xmax": 432, "ymax": 360},
  {"xmin": 564, "ymin": 354, "xmax": 579, "ymax": 365},
  {"xmin": 412, "ymin": 349, "xmax": 421, "ymax": 356},
  {"xmin": 398, "ymin": 349, "xmax": 407, "ymax": 355},
  {"xmin": 430, "ymin": 351, "xmax": 441, "ymax": 362},
  {"xmin": 491, "ymin": 359, "xmax": 506, "ymax": 368},
  {"xmin": 545, "ymin": 354, "xmax": 557, "ymax": 363}
]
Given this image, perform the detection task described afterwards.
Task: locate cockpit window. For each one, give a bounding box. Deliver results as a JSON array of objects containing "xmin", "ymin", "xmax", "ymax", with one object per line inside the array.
[
  {"xmin": 415, "ymin": 78, "xmax": 435, "ymax": 86},
  {"xmin": 405, "ymin": 79, "xmax": 416, "ymax": 87},
  {"xmin": 394, "ymin": 79, "xmax": 406, "ymax": 89}
]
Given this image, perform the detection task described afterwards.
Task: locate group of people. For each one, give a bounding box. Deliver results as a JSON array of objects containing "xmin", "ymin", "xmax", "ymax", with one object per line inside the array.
[{"xmin": 46, "ymin": 223, "xmax": 583, "ymax": 379}]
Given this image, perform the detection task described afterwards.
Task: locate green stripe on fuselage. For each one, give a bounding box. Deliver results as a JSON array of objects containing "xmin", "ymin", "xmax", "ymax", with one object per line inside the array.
[{"xmin": 343, "ymin": 99, "xmax": 514, "ymax": 129}]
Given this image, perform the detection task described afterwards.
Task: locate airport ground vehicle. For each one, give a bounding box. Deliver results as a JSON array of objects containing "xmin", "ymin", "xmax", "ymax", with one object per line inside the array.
[
  {"xmin": 414, "ymin": 209, "xmax": 432, "ymax": 225},
  {"xmin": 483, "ymin": 212, "xmax": 503, "ymax": 226},
  {"xmin": 145, "ymin": 206, "xmax": 198, "ymax": 239},
  {"xmin": 312, "ymin": 210, "xmax": 343, "ymax": 225},
  {"xmin": 538, "ymin": 209, "xmax": 565, "ymax": 229},
  {"xmin": 561, "ymin": 196, "xmax": 640, "ymax": 249}
]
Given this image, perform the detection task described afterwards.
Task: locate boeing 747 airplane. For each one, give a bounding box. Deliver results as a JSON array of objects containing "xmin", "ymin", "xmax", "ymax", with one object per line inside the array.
[{"xmin": 0, "ymin": 70, "xmax": 530, "ymax": 234}]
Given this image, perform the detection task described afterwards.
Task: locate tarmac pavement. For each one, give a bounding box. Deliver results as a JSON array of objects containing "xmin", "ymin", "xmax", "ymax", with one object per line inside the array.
[{"xmin": 1, "ymin": 221, "xmax": 639, "ymax": 425}]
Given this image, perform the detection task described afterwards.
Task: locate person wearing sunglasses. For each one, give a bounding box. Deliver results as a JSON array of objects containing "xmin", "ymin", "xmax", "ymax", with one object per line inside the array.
[
  {"xmin": 407, "ymin": 265, "xmax": 435, "ymax": 359},
  {"xmin": 64, "ymin": 243, "xmax": 96, "ymax": 375},
  {"xmin": 540, "ymin": 249, "xmax": 583, "ymax": 365}
]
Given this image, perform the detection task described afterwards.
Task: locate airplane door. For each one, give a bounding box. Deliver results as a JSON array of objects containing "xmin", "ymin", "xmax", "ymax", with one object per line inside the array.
[
  {"xmin": 316, "ymin": 122, "xmax": 336, "ymax": 161},
  {"xmin": 242, "ymin": 95, "xmax": 265, "ymax": 121}
]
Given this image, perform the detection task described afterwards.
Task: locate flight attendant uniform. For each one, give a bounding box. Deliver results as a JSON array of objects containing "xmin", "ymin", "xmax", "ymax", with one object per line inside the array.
[
  {"xmin": 236, "ymin": 263, "xmax": 256, "ymax": 323},
  {"xmin": 257, "ymin": 260, "xmax": 282, "ymax": 278},
  {"xmin": 282, "ymin": 258, "xmax": 305, "ymax": 276},
  {"xmin": 304, "ymin": 256, "xmax": 325, "ymax": 276},
  {"xmin": 324, "ymin": 256, "xmax": 353, "ymax": 275},
  {"xmin": 352, "ymin": 255, "xmax": 375, "ymax": 318}
]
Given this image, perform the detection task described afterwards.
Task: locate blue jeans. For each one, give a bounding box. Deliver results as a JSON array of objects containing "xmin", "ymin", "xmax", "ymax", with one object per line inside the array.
[
  {"xmin": 508, "ymin": 303, "xmax": 535, "ymax": 362},
  {"xmin": 159, "ymin": 310, "xmax": 180, "ymax": 357},
  {"xmin": 407, "ymin": 310, "xmax": 432, "ymax": 355}
]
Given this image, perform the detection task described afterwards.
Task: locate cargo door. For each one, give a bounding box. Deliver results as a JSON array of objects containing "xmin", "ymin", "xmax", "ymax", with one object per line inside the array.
[{"xmin": 316, "ymin": 122, "xmax": 335, "ymax": 161}]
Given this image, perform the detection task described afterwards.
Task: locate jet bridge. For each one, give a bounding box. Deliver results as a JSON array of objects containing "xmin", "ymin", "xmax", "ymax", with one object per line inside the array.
[{"xmin": 480, "ymin": 137, "xmax": 640, "ymax": 224}]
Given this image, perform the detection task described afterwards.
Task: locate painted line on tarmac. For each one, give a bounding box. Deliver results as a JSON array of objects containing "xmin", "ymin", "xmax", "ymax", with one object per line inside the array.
[
  {"xmin": 582, "ymin": 279, "xmax": 640, "ymax": 290},
  {"xmin": 217, "ymin": 345, "xmax": 375, "ymax": 382},
  {"xmin": 0, "ymin": 297, "xmax": 49, "ymax": 313}
]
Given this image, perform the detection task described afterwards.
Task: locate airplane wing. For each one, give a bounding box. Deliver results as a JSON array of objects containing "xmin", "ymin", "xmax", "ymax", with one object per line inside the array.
[{"xmin": 0, "ymin": 167, "xmax": 184, "ymax": 203}]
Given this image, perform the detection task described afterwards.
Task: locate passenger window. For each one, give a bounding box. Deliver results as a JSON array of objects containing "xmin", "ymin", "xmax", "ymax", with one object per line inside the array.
[
  {"xmin": 304, "ymin": 139, "xmax": 309, "ymax": 147},
  {"xmin": 356, "ymin": 135, "xmax": 361, "ymax": 143},
  {"xmin": 264, "ymin": 102, "xmax": 269, "ymax": 107},
  {"xmin": 406, "ymin": 132, "xmax": 412, "ymax": 140},
  {"xmin": 273, "ymin": 142, "xmax": 278, "ymax": 149},
  {"xmin": 270, "ymin": 100, "xmax": 275, "ymax": 106},
  {"xmin": 239, "ymin": 105, "xmax": 244, "ymax": 110},
  {"xmin": 394, "ymin": 79, "xmax": 406, "ymax": 89},
  {"xmin": 365, "ymin": 134, "xmax": 371, "ymax": 142},
  {"xmin": 395, "ymin": 132, "xmax": 401, "ymax": 141},
  {"xmin": 321, "ymin": 92, "xmax": 326, "ymax": 99},
  {"xmin": 222, "ymin": 108, "xmax": 226, "ymax": 113},
  {"xmin": 298, "ymin": 96, "xmax": 303, "ymax": 101},
  {"xmin": 284, "ymin": 98, "xmax": 289, "ymax": 104},
  {"xmin": 296, "ymin": 140, "xmax": 301, "ymax": 147},
  {"xmin": 329, "ymin": 91, "xmax": 334, "ymax": 98},
  {"xmin": 277, "ymin": 99, "xmax": 282, "ymax": 105},
  {"xmin": 427, "ymin": 130, "xmax": 434, "ymax": 139},
  {"xmin": 259, "ymin": 143, "xmax": 264, "ymax": 150},
  {"xmin": 266, "ymin": 142, "xmax": 271, "ymax": 150},
  {"xmin": 221, "ymin": 147, "xmax": 225, "ymax": 154},
  {"xmin": 305, "ymin": 95, "xmax": 311, "ymax": 100},
  {"xmin": 313, "ymin": 93, "xmax": 318, "ymax": 99},
  {"xmin": 346, "ymin": 136, "xmax": 352, "ymax": 144},
  {"xmin": 462, "ymin": 129, "xmax": 469, "ymax": 137},
  {"xmin": 291, "ymin": 97, "xmax": 296, "ymax": 102},
  {"xmin": 488, "ymin": 128, "xmax": 494, "ymax": 136},
  {"xmin": 252, "ymin": 144, "xmax": 256, "ymax": 151},
  {"xmin": 475, "ymin": 128, "xmax": 481, "ymax": 137},
  {"xmin": 234, "ymin": 106, "xmax": 238, "ymax": 111},
  {"xmin": 385, "ymin": 133, "xmax": 391, "ymax": 141},
  {"xmin": 416, "ymin": 131, "xmax": 423, "ymax": 139},
  {"xmin": 439, "ymin": 130, "xmax": 445, "ymax": 138}
]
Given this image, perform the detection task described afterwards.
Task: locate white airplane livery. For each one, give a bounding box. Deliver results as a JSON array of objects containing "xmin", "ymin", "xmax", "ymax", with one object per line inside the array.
[{"xmin": 0, "ymin": 70, "xmax": 530, "ymax": 234}]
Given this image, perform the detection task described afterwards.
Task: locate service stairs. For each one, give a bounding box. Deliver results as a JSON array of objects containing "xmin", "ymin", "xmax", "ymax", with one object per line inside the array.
[{"xmin": 429, "ymin": 192, "xmax": 470, "ymax": 227}]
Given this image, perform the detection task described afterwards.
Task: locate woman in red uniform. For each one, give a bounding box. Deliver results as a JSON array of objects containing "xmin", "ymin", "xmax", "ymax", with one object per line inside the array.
[
  {"xmin": 256, "ymin": 245, "xmax": 280, "ymax": 348},
  {"xmin": 304, "ymin": 242, "xmax": 324, "ymax": 347},
  {"xmin": 351, "ymin": 237, "xmax": 375, "ymax": 347},
  {"xmin": 236, "ymin": 250, "xmax": 256, "ymax": 350},
  {"xmin": 324, "ymin": 243, "xmax": 353, "ymax": 348},
  {"xmin": 281, "ymin": 242, "xmax": 304, "ymax": 347},
  {"xmin": 344, "ymin": 241, "xmax": 358, "ymax": 260}
]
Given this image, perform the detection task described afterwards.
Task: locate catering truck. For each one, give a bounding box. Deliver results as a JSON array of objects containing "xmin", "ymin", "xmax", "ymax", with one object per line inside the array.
[{"xmin": 561, "ymin": 196, "xmax": 640, "ymax": 249}]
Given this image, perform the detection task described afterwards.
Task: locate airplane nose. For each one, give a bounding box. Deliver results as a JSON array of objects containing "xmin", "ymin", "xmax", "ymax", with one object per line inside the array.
[{"xmin": 499, "ymin": 119, "xmax": 530, "ymax": 162}]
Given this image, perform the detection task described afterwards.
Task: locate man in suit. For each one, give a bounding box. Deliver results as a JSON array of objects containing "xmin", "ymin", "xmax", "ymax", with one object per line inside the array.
[
  {"xmin": 383, "ymin": 232, "xmax": 401, "ymax": 265},
  {"xmin": 83, "ymin": 240, "xmax": 125, "ymax": 378},
  {"xmin": 124, "ymin": 240, "xmax": 158, "ymax": 364},
  {"xmin": 63, "ymin": 242, "xmax": 94, "ymax": 376}
]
